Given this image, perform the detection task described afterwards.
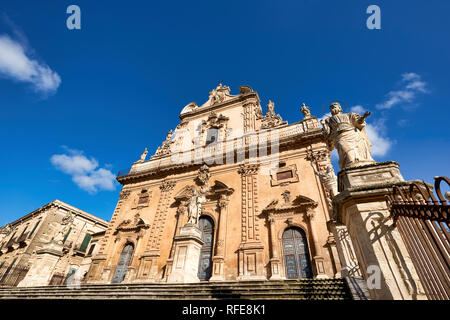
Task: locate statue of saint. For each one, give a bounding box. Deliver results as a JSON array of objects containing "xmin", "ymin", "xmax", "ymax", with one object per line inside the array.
[
  {"xmin": 301, "ymin": 103, "xmax": 312, "ymax": 119},
  {"xmin": 312, "ymin": 164, "xmax": 338, "ymax": 198},
  {"xmin": 138, "ymin": 148, "xmax": 148, "ymax": 162},
  {"xmin": 186, "ymin": 188, "xmax": 206, "ymax": 225},
  {"xmin": 321, "ymin": 103, "xmax": 375, "ymax": 169},
  {"xmin": 267, "ymin": 100, "xmax": 276, "ymax": 117}
]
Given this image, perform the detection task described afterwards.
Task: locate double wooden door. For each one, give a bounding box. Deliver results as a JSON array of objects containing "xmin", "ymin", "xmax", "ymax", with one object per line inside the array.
[{"xmin": 282, "ymin": 227, "xmax": 313, "ymax": 279}]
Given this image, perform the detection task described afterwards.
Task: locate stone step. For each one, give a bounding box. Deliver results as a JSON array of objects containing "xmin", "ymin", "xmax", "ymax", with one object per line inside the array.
[
  {"xmin": 0, "ymin": 279, "xmax": 347, "ymax": 290},
  {"xmin": 0, "ymin": 279, "xmax": 352, "ymax": 300}
]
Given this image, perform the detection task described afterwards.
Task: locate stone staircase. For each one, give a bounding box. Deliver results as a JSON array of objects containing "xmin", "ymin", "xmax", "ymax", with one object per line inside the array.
[{"xmin": 0, "ymin": 279, "xmax": 354, "ymax": 300}]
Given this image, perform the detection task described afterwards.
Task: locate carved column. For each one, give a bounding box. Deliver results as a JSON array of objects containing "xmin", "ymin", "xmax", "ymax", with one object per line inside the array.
[
  {"xmin": 210, "ymin": 195, "xmax": 228, "ymax": 281},
  {"xmin": 268, "ymin": 216, "xmax": 282, "ymax": 280},
  {"xmin": 305, "ymin": 208, "xmax": 328, "ymax": 279},
  {"xmin": 165, "ymin": 202, "xmax": 186, "ymax": 280},
  {"xmin": 326, "ymin": 234, "xmax": 342, "ymax": 278},
  {"xmin": 237, "ymin": 164, "xmax": 265, "ymax": 280},
  {"xmin": 328, "ymin": 220, "xmax": 361, "ymax": 277},
  {"xmin": 139, "ymin": 179, "xmax": 176, "ymax": 281}
]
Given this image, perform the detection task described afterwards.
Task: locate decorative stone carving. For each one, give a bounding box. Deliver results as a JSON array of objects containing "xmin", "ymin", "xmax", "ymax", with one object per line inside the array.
[
  {"xmin": 61, "ymin": 211, "xmax": 74, "ymax": 225},
  {"xmin": 119, "ymin": 189, "xmax": 131, "ymax": 200},
  {"xmin": 321, "ymin": 102, "xmax": 375, "ymax": 169},
  {"xmin": 201, "ymin": 111, "xmax": 229, "ymax": 131},
  {"xmin": 152, "ymin": 130, "xmax": 174, "ymax": 159},
  {"xmin": 237, "ymin": 164, "xmax": 259, "ymax": 176},
  {"xmin": 313, "ymin": 164, "xmax": 338, "ymax": 199},
  {"xmin": 238, "ymin": 85, "xmax": 253, "ymax": 94},
  {"xmin": 195, "ymin": 164, "xmax": 211, "ymax": 190},
  {"xmin": 260, "ymin": 100, "xmax": 287, "ymax": 129},
  {"xmin": 209, "ymin": 83, "xmax": 230, "ymax": 105},
  {"xmin": 159, "ymin": 179, "xmax": 176, "ymax": 192},
  {"xmin": 137, "ymin": 148, "xmax": 148, "ymax": 163},
  {"xmin": 301, "ymin": 103, "xmax": 312, "ymax": 120},
  {"xmin": 281, "ymin": 190, "xmax": 291, "ymax": 204},
  {"xmin": 0, "ymin": 223, "xmax": 12, "ymax": 235},
  {"xmin": 262, "ymin": 193, "xmax": 318, "ymax": 216},
  {"xmin": 180, "ymin": 102, "xmax": 198, "ymax": 115},
  {"xmin": 114, "ymin": 213, "xmax": 149, "ymax": 235}
]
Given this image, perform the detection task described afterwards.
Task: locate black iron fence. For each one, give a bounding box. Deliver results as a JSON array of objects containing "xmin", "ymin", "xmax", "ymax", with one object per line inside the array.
[
  {"xmin": 386, "ymin": 176, "xmax": 450, "ymax": 300},
  {"xmin": 0, "ymin": 264, "xmax": 29, "ymax": 287}
]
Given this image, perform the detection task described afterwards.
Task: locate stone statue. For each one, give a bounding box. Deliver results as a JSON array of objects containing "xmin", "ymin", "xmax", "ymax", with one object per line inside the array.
[
  {"xmin": 152, "ymin": 130, "xmax": 174, "ymax": 158},
  {"xmin": 186, "ymin": 188, "xmax": 206, "ymax": 225},
  {"xmin": 0, "ymin": 223, "xmax": 12, "ymax": 235},
  {"xmin": 260, "ymin": 100, "xmax": 287, "ymax": 129},
  {"xmin": 52, "ymin": 224, "xmax": 70, "ymax": 245},
  {"xmin": 321, "ymin": 103, "xmax": 374, "ymax": 169},
  {"xmin": 267, "ymin": 100, "xmax": 276, "ymax": 117},
  {"xmin": 301, "ymin": 103, "xmax": 312, "ymax": 119},
  {"xmin": 312, "ymin": 164, "xmax": 338, "ymax": 198},
  {"xmin": 138, "ymin": 148, "xmax": 148, "ymax": 162}
]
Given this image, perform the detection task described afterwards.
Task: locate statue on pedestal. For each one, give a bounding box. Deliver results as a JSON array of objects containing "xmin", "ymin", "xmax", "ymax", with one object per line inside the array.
[
  {"xmin": 186, "ymin": 188, "xmax": 206, "ymax": 225},
  {"xmin": 321, "ymin": 103, "xmax": 375, "ymax": 169},
  {"xmin": 301, "ymin": 103, "xmax": 312, "ymax": 120}
]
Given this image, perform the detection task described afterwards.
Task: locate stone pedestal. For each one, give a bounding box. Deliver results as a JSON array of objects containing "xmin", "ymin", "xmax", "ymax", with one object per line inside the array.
[
  {"xmin": 333, "ymin": 161, "xmax": 426, "ymax": 300},
  {"xmin": 166, "ymin": 223, "xmax": 204, "ymax": 283},
  {"xmin": 337, "ymin": 161, "xmax": 404, "ymax": 192},
  {"xmin": 18, "ymin": 241, "xmax": 64, "ymax": 287}
]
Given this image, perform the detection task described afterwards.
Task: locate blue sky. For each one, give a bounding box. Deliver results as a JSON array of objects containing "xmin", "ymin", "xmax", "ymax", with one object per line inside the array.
[{"xmin": 0, "ymin": 0, "xmax": 449, "ymax": 225}]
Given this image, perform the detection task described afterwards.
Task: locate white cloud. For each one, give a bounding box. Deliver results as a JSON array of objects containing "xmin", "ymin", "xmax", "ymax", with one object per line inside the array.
[
  {"xmin": 51, "ymin": 148, "xmax": 116, "ymax": 194},
  {"xmin": 0, "ymin": 34, "xmax": 61, "ymax": 94},
  {"xmin": 375, "ymin": 72, "xmax": 428, "ymax": 110},
  {"xmin": 350, "ymin": 105, "xmax": 365, "ymax": 113},
  {"xmin": 365, "ymin": 120, "xmax": 392, "ymax": 157}
]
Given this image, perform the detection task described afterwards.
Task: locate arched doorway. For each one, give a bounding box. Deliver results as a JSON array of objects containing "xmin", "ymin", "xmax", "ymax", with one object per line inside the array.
[
  {"xmin": 197, "ymin": 216, "xmax": 214, "ymax": 280},
  {"xmin": 282, "ymin": 227, "xmax": 313, "ymax": 279},
  {"xmin": 112, "ymin": 243, "xmax": 134, "ymax": 283}
]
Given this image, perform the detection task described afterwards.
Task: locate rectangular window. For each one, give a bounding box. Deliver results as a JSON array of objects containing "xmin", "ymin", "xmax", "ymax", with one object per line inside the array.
[
  {"xmin": 79, "ymin": 233, "xmax": 92, "ymax": 252},
  {"xmin": 138, "ymin": 195, "xmax": 149, "ymax": 205},
  {"xmin": 277, "ymin": 170, "xmax": 293, "ymax": 180},
  {"xmin": 87, "ymin": 244, "xmax": 96, "ymax": 256},
  {"xmin": 18, "ymin": 226, "xmax": 28, "ymax": 240},
  {"xmin": 62, "ymin": 227, "xmax": 72, "ymax": 244},
  {"xmin": 28, "ymin": 220, "xmax": 41, "ymax": 239}
]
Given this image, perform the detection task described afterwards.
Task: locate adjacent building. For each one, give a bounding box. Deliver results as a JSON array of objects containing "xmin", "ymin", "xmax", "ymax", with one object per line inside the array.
[{"xmin": 0, "ymin": 200, "xmax": 108, "ymax": 287}]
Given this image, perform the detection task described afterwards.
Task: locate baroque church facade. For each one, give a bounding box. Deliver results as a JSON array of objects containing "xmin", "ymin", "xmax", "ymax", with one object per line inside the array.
[
  {"xmin": 85, "ymin": 84, "xmax": 426, "ymax": 301},
  {"xmin": 86, "ymin": 84, "xmax": 347, "ymax": 284}
]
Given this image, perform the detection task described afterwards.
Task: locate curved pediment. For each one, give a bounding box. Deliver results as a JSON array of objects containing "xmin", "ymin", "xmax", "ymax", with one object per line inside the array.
[{"xmin": 262, "ymin": 193, "xmax": 318, "ymax": 215}]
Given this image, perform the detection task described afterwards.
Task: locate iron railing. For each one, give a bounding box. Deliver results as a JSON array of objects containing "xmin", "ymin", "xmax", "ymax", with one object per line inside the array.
[{"xmin": 386, "ymin": 176, "xmax": 449, "ymax": 300}]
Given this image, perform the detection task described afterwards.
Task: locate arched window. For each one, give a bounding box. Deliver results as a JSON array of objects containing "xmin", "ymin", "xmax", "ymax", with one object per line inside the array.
[
  {"xmin": 197, "ymin": 216, "xmax": 214, "ymax": 280},
  {"xmin": 282, "ymin": 227, "xmax": 313, "ymax": 279},
  {"xmin": 111, "ymin": 243, "xmax": 134, "ymax": 284}
]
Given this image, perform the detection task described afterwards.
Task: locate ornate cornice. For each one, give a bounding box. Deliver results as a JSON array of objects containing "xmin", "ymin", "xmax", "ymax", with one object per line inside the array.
[
  {"xmin": 238, "ymin": 164, "xmax": 259, "ymax": 176},
  {"xmin": 160, "ymin": 179, "xmax": 176, "ymax": 192}
]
